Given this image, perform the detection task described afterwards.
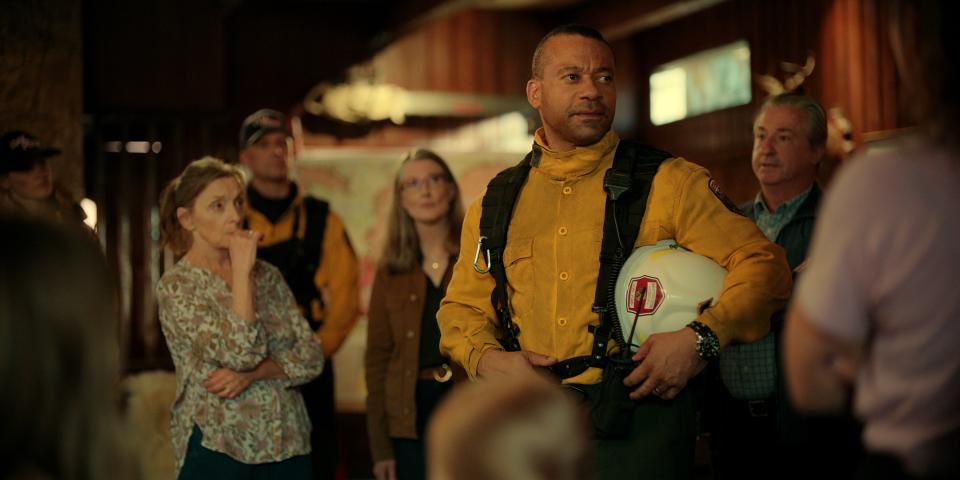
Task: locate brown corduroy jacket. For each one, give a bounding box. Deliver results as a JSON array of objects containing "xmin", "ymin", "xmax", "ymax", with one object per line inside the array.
[{"xmin": 364, "ymin": 264, "xmax": 465, "ymax": 462}]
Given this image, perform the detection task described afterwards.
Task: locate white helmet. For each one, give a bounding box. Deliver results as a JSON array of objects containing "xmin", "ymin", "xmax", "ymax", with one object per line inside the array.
[{"xmin": 614, "ymin": 239, "xmax": 726, "ymax": 351}]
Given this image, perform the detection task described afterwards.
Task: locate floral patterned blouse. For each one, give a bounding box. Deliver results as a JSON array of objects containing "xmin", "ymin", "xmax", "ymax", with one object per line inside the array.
[{"xmin": 157, "ymin": 259, "xmax": 324, "ymax": 475}]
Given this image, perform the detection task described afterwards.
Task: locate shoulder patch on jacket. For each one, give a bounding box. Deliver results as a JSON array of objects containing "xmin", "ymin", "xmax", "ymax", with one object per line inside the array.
[{"xmin": 708, "ymin": 178, "xmax": 743, "ymax": 215}]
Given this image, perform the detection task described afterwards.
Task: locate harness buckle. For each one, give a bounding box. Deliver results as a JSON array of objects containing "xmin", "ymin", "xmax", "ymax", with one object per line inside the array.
[
  {"xmin": 603, "ymin": 168, "xmax": 632, "ymax": 200},
  {"xmin": 473, "ymin": 235, "xmax": 492, "ymax": 274}
]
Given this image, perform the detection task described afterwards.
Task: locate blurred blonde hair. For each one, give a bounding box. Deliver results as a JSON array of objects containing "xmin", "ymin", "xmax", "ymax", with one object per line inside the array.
[{"xmin": 427, "ymin": 372, "xmax": 591, "ymax": 480}]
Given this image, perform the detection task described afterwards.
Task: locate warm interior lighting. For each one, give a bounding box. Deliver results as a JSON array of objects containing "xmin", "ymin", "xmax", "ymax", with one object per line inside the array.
[
  {"xmin": 649, "ymin": 39, "xmax": 752, "ymax": 125},
  {"xmin": 80, "ymin": 198, "xmax": 97, "ymax": 230},
  {"xmin": 650, "ymin": 68, "xmax": 687, "ymax": 126}
]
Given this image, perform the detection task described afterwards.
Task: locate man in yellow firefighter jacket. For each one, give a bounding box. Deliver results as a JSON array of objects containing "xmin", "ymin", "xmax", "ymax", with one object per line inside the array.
[{"xmin": 437, "ymin": 25, "xmax": 792, "ymax": 479}]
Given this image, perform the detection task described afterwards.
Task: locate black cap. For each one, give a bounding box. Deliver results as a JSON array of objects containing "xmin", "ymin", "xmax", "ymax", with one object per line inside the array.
[
  {"xmin": 0, "ymin": 131, "xmax": 61, "ymax": 175},
  {"xmin": 239, "ymin": 109, "xmax": 291, "ymax": 148}
]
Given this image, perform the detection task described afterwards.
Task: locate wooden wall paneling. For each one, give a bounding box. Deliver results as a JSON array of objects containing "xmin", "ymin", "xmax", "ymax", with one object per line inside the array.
[
  {"xmin": 433, "ymin": 12, "xmax": 455, "ymax": 92},
  {"xmin": 626, "ymin": 0, "xmax": 899, "ymax": 203},
  {"xmin": 476, "ymin": 11, "xmax": 498, "ymax": 95},
  {"xmin": 861, "ymin": 0, "xmax": 881, "ymax": 132},
  {"xmin": 494, "ymin": 14, "xmax": 547, "ymax": 96},
  {"xmin": 411, "ymin": 23, "xmax": 431, "ymax": 90},
  {"xmin": 845, "ymin": 0, "xmax": 866, "ymax": 136},
  {"xmin": 817, "ymin": 0, "xmax": 900, "ymax": 141},
  {"xmin": 451, "ymin": 11, "xmax": 478, "ymax": 93}
]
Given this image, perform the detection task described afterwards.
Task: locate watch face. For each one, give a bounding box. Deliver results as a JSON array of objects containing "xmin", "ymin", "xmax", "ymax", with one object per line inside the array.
[
  {"xmin": 687, "ymin": 321, "xmax": 719, "ymax": 361},
  {"xmin": 697, "ymin": 333, "xmax": 720, "ymax": 361},
  {"xmin": 705, "ymin": 339, "xmax": 720, "ymax": 360}
]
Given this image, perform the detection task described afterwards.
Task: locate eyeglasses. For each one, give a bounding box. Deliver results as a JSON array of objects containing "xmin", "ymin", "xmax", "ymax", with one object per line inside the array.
[{"xmin": 400, "ymin": 174, "xmax": 449, "ymax": 192}]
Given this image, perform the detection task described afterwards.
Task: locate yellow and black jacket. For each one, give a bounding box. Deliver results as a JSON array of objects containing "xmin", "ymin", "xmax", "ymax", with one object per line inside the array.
[
  {"xmin": 246, "ymin": 186, "xmax": 359, "ymax": 356},
  {"xmin": 437, "ymin": 130, "xmax": 793, "ymax": 385}
]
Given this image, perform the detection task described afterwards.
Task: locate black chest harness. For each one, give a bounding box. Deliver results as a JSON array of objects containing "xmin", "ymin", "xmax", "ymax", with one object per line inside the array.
[
  {"xmin": 474, "ymin": 140, "xmax": 670, "ymax": 379},
  {"xmin": 248, "ymin": 197, "xmax": 329, "ymax": 331}
]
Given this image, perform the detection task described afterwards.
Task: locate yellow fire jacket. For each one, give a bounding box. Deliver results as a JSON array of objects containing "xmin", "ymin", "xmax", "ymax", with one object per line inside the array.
[
  {"xmin": 437, "ymin": 130, "xmax": 792, "ymax": 385},
  {"xmin": 246, "ymin": 188, "xmax": 359, "ymax": 357}
]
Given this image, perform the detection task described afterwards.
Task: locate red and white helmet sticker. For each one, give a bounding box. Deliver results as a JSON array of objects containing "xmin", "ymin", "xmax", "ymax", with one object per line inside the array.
[{"xmin": 625, "ymin": 275, "xmax": 664, "ymax": 316}]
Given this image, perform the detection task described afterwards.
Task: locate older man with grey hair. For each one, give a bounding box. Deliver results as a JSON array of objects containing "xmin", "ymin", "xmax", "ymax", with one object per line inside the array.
[{"xmin": 711, "ymin": 92, "xmax": 862, "ymax": 480}]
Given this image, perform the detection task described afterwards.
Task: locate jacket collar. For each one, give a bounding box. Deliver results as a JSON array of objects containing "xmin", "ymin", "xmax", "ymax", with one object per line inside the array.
[
  {"xmin": 531, "ymin": 129, "xmax": 619, "ymax": 180},
  {"xmin": 246, "ymin": 182, "xmax": 302, "ymax": 224},
  {"xmin": 749, "ymin": 183, "xmax": 822, "ymax": 219}
]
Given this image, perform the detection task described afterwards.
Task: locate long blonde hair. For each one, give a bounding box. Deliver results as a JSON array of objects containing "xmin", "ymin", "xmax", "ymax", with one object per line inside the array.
[{"xmin": 379, "ymin": 149, "xmax": 464, "ymax": 274}]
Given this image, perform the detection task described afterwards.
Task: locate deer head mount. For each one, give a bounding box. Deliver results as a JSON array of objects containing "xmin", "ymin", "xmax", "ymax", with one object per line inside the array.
[
  {"xmin": 754, "ymin": 51, "xmax": 857, "ymax": 183},
  {"xmin": 754, "ymin": 51, "xmax": 816, "ymax": 96}
]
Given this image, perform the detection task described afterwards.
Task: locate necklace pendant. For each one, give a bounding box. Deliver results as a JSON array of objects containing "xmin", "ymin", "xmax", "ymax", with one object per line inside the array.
[{"xmin": 431, "ymin": 261, "xmax": 440, "ymax": 270}]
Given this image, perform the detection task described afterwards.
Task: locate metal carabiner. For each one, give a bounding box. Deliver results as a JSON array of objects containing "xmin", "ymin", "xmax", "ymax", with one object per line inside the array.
[{"xmin": 473, "ymin": 235, "xmax": 492, "ymax": 274}]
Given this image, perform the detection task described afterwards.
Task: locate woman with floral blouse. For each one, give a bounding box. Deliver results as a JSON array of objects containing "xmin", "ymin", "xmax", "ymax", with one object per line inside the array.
[{"xmin": 156, "ymin": 157, "xmax": 324, "ymax": 479}]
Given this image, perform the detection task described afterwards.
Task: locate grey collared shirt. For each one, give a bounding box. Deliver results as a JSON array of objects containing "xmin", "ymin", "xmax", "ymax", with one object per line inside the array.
[{"xmin": 753, "ymin": 186, "xmax": 813, "ymax": 241}]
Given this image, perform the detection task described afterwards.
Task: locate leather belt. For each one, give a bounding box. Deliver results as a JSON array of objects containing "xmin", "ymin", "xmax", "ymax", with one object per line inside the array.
[{"xmin": 418, "ymin": 363, "xmax": 453, "ymax": 383}]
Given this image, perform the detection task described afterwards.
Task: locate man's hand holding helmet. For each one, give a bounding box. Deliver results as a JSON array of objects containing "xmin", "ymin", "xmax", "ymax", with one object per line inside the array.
[
  {"xmin": 615, "ymin": 240, "xmax": 726, "ymax": 399},
  {"xmin": 623, "ymin": 328, "xmax": 703, "ymax": 400}
]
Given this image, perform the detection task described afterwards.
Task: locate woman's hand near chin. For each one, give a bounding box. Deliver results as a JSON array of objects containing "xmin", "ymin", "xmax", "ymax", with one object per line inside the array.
[
  {"xmin": 228, "ymin": 230, "xmax": 263, "ymax": 323},
  {"xmin": 229, "ymin": 230, "xmax": 263, "ymax": 277}
]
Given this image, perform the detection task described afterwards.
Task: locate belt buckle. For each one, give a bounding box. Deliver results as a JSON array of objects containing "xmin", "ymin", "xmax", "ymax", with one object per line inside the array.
[
  {"xmin": 433, "ymin": 363, "xmax": 453, "ymax": 383},
  {"xmin": 747, "ymin": 399, "xmax": 770, "ymax": 417}
]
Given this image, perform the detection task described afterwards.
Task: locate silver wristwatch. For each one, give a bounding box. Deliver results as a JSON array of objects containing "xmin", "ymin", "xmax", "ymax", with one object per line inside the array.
[{"xmin": 687, "ymin": 321, "xmax": 720, "ymax": 362}]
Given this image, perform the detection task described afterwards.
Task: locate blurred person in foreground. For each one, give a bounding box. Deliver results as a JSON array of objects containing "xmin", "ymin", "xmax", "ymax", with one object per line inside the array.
[
  {"xmin": 784, "ymin": 1, "xmax": 960, "ymax": 479},
  {"xmin": 156, "ymin": 157, "xmax": 324, "ymax": 478},
  {"xmin": 0, "ymin": 216, "xmax": 130, "ymax": 480},
  {"xmin": 427, "ymin": 371, "xmax": 590, "ymax": 480},
  {"xmin": 364, "ymin": 149, "xmax": 467, "ymax": 480}
]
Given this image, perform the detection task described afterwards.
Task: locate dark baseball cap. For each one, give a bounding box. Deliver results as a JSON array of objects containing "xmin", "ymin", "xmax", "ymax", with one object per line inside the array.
[
  {"xmin": 0, "ymin": 130, "xmax": 60, "ymax": 175},
  {"xmin": 239, "ymin": 109, "xmax": 291, "ymax": 148}
]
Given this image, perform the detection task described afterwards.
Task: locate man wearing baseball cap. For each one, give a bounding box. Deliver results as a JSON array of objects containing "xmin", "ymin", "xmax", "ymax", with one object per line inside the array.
[
  {"xmin": 0, "ymin": 130, "xmax": 89, "ymax": 231},
  {"xmin": 238, "ymin": 109, "xmax": 359, "ymax": 479}
]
